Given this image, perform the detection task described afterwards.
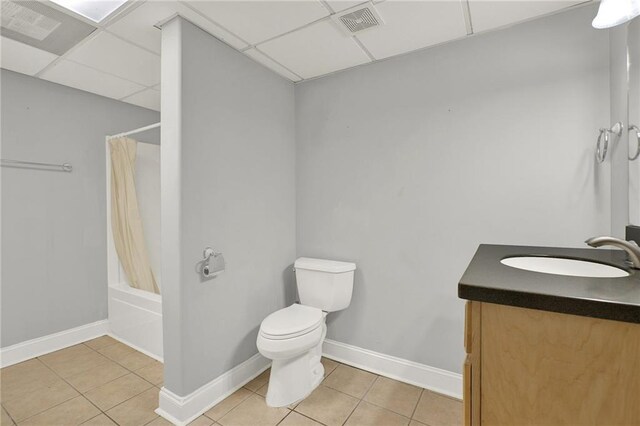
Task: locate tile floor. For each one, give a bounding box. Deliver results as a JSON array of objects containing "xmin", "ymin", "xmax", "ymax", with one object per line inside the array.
[{"xmin": 1, "ymin": 337, "xmax": 462, "ymax": 425}]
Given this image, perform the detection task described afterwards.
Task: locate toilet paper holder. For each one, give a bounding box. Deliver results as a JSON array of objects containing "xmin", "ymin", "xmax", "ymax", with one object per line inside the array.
[{"xmin": 202, "ymin": 247, "xmax": 225, "ymax": 278}]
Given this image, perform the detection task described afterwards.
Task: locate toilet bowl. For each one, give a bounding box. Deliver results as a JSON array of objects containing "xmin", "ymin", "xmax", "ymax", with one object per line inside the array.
[
  {"xmin": 257, "ymin": 304, "xmax": 327, "ymax": 407},
  {"xmin": 257, "ymin": 257, "xmax": 356, "ymax": 407}
]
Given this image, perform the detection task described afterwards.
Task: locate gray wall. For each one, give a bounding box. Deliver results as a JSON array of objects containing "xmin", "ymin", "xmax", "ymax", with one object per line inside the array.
[
  {"xmin": 295, "ymin": 5, "xmax": 610, "ymax": 374},
  {"xmin": 161, "ymin": 18, "xmax": 296, "ymax": 396},
  {"xmin": 1, "ymin": 70, "xmax": 159, "ymax": 347}
]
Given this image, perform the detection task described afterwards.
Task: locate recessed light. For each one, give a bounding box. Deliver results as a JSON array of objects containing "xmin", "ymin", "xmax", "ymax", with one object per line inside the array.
[{"xmin": 49, "ymin": 0, "xmax": 127, "ymax": 23}]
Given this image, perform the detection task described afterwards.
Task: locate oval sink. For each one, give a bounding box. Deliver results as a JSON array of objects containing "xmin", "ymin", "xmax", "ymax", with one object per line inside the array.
[{"xmin": 500, "ymin": 256, "xmax": 629, "ymax": 278}]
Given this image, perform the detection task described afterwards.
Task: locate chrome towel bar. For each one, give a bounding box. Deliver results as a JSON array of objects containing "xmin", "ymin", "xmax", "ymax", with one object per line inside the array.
[{"xmin": 1, "ymin": 159, "xmax": 72, "ymax": 172}]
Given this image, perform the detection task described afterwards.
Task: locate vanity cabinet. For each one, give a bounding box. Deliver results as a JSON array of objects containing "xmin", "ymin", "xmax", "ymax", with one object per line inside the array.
[{"xmin": 463, "ymin": 301, "xmax": 640, "ymax": 425}]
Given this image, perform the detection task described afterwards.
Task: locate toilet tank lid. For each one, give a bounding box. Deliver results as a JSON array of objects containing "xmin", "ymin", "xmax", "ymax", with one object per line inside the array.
[{"xmin": 295, "ymin": 257, "xmax": 356, "ymax": 273}]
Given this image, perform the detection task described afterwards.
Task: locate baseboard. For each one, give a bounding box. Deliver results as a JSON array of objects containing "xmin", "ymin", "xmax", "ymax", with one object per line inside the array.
[
  {"xmin": 322, "ymin": 339, "xmax": 463, "ymax": 399},
  {"xmin": 156, "ymin": 352, "xmax": 270, "ymax": 426},
  {"xmin": 0, "ymin": 320, "xmax": 110, "ymax": 368}
]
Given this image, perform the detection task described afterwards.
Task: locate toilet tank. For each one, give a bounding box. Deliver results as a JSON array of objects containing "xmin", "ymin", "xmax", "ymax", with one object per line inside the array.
[{"xmin": 294, "ymin": 257, "xmax": 356, "ymax": 312}]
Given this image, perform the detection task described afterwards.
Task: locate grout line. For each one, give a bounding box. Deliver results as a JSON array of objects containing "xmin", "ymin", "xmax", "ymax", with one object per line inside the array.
[
  {"xmin": 275, "ymin": 410, "xmax": 294, "ymax": 425},
  {"xmin": 341, "ymin": 398, "xmax": 363, "ymax": 425},
  {"xmin": 410, "ymin": 388, "xmax": 425, "ymax": 420},
  {"xmin": 360, "ymin": 372, "xmax": 379, "ymax": 401},
  {"xmin": 1, "ymin": 403, "xmax": 17, "ymax": 425},
  {"xmin": 3, "ymin": 338, "xmax": 159, "ymax": 425},
  {"xmin": 19, "ymin": 358, "xmax": 97, "ymax": 423}
]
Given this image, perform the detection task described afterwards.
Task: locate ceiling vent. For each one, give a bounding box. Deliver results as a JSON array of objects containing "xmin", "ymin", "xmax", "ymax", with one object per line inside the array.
[
  {"xmin": 332, "ymin": 2, "xmax": 384, "ymax": 36},
  {"xmin": 0, "ymin": 1, "xmax": 96, "ymax": 55}
]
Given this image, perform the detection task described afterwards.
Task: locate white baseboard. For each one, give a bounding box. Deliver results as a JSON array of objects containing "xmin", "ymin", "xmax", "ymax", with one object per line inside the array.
[
  {"xmin": 0, "ymin": 320, "xmax": 110, "ymax": 368},
  {"xmin": 156, "ymin": 353, "xmax": 270, "ymax": 426},
  {"xmin": 322, "ymin": 339, "xmax": 462, "ymax": 400}
]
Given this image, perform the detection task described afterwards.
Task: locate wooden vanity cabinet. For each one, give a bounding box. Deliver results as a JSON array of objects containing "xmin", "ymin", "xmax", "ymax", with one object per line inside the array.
[{"xmin": 463, "ymin": 301, "xmax": 640, "ymax": 425}]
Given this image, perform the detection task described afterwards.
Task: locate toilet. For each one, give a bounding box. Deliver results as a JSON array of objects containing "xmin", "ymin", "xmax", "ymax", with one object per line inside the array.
[{"xmin": 257, "ymin": 257, "xmax": 356, "ymax": 407}]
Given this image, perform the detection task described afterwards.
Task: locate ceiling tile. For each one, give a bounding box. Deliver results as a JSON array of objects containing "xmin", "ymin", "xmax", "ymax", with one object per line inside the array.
[
  {"xmin": 357, "ymin": 0, "xmax": 467, "ymax": 60},
  {"xmin": 121, "ymin": 88, "xmax": 160, "ymax": 111},
  {"xmin": 0, "ymin": 36, "xmax": 58, "ymax": 75},
  {"xmin": 469, "ymin": 0, "xmax": 586, "ymax": 33},
  {"xmin": 259, "ymin": 20, "xmax": 370, "ymax": 79},
  {"xmin": 66, "ymin": 31, "xmax": 160, "ymax": 86},
  {"xmin": 245, "ymin": 48, "xmax": 301, "ymax": 82},
  {"xmin": 107, "ymin": 1, "xmax": 247, "ymax": 54},
  {"xmin": 324, "ymin": 0, "xmax": 368, "ymax": 13},
  {"xmin": 186, "ymin": 0, "xmax": 329, "ymax": 44},
  {"xmin": 39, "ymin": 59, "xmax": 145, "ymax": 99}
]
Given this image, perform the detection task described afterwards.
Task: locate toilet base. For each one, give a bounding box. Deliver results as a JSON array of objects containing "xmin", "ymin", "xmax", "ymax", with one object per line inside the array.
[{"xmin": 265, "ymin": 329, "xmax": 326, "ymax": 408}]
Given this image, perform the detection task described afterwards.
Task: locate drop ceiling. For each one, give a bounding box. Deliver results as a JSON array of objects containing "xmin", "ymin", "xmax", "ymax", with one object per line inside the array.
[{"xmin": 0, "ymin": 0, "xmax": 591, "ymax": 112}]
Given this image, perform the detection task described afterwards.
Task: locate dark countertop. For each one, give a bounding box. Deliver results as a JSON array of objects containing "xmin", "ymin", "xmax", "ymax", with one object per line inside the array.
[{"xmin": 458, "ymin": 244, "xmax": 640, "ymax": 324}]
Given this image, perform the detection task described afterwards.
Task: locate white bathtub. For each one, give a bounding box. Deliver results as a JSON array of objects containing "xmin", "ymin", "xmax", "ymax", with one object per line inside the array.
[{"xmin": 108, "ymin": 283, "xmax": 163, "ymax": 360}]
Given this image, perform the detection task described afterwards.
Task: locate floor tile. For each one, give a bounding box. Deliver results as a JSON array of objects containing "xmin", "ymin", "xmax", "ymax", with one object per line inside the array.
[
  {"xmin": 66, "ymin": 360, "xmax": 129, "ymax": 393},
  {"xmin": 295, "ymin": 385, "xmax": 359, "ymax": 426},
  {"xmin": 409, "ymin": 420, "xmax": 427, "ymax": 426},
  {"xmin": 97, "ymin": 342, "xmax": 135, "ymax": 363},
  {"xmin": 39, "ymin": 344, "xmax": 92, "ymax": 365},
  {"xmin": 218, "ymin": 394, "xmax": 288, "ymax": 426},
  {"xmin": 105, "ymin": 387, "xmax": 159, "ymax": 426},
  {"xmin": 188, "ymin": 415, "xmax": 215, "ymax": 425},
  {"xmin": 363, "ymin": 376, "xmax": 422, "ymax": 417},
  {"xmin": 321, "ymin": 357, "xmax": 339, "ymax": 377},
  {"xmin": 81, "ymin": 413, "xmax": 118, "ymax": 425},
  {"xmin": 0, "ymin": 359, "xmax": 59, "ymax": 402},
  {"xmin": 117, "ymin": 351, "xmax": 157, "ymax": 371},
  {"xmin": 412, "ymin": 390, "xmax": 462, "ymax": 426},
  {"xmin": 204, "ymin": 388, "xmax": 253, "ymax": 421},
  {"xmin": 135, "ymin": 361, "xmax": 164, "ymax": 386},
  {"xmin": 255, "ymin": 383, "xmax": 267, "ymax": 397},
  {"xmin": 145, "ymin": 417, "xmax": 172, "ymax": 425},
  {"xmin": 345, "ymin": 401, "xmax": 409, "ymax": 426},
  {"xmin": 321, "ymin": 364, "xmax": 377, "ymax": 398},
  {"xmin": 2, "ymin": 378, "xmax": 78, "ymax": 422},
  {"xmin": 19, "ymin": 396, "xmax": 99, "ymax": 426},
  {"xmin": 279, "ymin": 411, "xmax": 322, "ymax": 425},
  {"xmin": 243, "ymin": 369, "xmax": 270, "ymax": 392},
  {"xmin": 84, "ymin": 336, "xmax": 118, "ymax": 351},
  {"xmin": 40, "ymin": 345, "xmax": 111, "ymax": 378},
  {"xmin": 2, "ymin": 406, "xmax": 15, "ymax": 425},
  {"xmin": 84, "ymin": 373, "xmax": 153, "ymax": 411}
]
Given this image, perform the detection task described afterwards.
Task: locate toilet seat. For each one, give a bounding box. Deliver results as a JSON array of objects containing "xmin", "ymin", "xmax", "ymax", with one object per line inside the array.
[{"xmin": 260, "ymin": 304, "xmax": 323, "ymax": 340}]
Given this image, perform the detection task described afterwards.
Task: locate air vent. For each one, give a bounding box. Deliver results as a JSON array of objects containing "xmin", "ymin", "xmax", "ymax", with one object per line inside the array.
[
  {"xmin": 332, "ymin": 3, "xmax": 384, "ymax": 36},
  {"xmin": 1, "ymin": 1, "xmax": 61, "ymax": 41},
  {"xmin": 0, "ymin": 1, "xmax": 96, "ymax": 55}
]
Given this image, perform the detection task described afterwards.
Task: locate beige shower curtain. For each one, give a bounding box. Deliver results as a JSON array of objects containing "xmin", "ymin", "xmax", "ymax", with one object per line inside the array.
[{"xmin": 109, "ymin": 137, "xmax": 160, "ymax": 294}]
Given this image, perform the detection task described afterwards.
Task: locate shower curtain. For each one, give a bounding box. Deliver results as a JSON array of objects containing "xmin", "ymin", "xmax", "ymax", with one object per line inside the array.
[{"xmin": 109, "ymin": 137, "xmax": 160, "ymax": 294}]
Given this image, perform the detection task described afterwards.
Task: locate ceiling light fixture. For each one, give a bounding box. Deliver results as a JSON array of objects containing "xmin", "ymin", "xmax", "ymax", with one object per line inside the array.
[
  {"xmin": 49, "ymin": 0, "xmax": 127, "ymax": 23},
  {"xmin": 592, "ymin": 0, "xmax": 640, "ymax": 29}
]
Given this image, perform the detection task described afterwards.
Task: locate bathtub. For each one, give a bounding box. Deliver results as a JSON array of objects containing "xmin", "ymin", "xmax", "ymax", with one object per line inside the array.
[{"xmin": 108, "ymin": 283, "xmax": 163, "ymax": 360}]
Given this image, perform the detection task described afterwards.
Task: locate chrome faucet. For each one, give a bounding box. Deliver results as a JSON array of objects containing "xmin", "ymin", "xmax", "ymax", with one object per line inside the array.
[{"xmin": 585, "ymin": 236, "xmax": 640, "ymax": 269}]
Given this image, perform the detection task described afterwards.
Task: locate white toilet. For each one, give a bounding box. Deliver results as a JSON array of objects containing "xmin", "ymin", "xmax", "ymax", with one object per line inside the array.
[{"xmin": 257, "ymin": 257, "xmax": 356, "ymax": 407}]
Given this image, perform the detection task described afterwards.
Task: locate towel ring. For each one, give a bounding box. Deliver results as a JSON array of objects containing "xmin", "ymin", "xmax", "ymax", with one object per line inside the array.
[
  {"xmin": 629, "ymin": 124, "xmax": 640, "ymax": 161},
  {"xmin": 595, "ymin": 122, "xmax": 623, "ymax": 163}
]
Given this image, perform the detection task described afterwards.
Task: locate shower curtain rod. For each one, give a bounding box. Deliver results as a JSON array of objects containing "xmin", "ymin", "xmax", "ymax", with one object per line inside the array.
[{"xmin": 107, "ymin": 122, "xmax": 161, "ymax": 140}]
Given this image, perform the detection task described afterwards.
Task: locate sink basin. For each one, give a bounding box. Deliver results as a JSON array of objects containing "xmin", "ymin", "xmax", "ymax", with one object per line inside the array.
[{"xmin": 500, "ymin": 256, "xmax": 629, "ymax": 278}]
